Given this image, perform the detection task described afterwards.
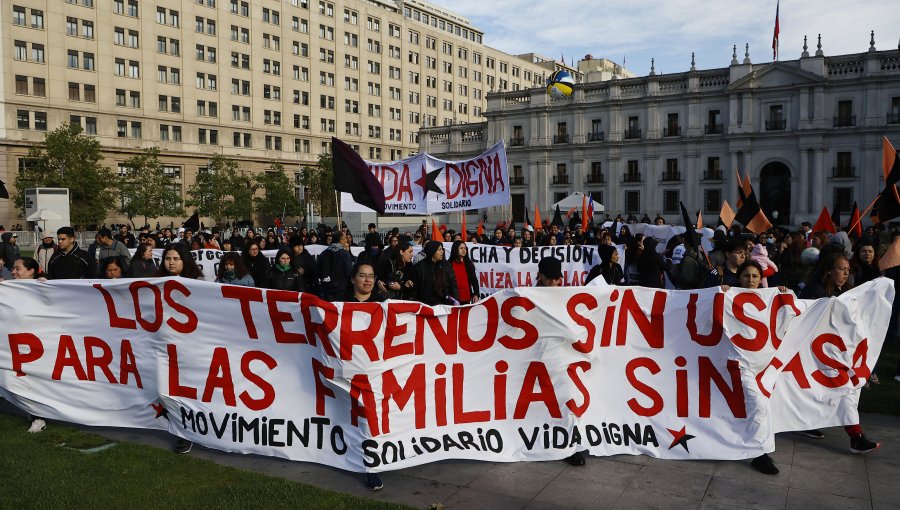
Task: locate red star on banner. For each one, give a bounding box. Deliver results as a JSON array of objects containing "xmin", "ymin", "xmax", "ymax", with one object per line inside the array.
[
  {"xmin": 667, "ymin": 426, "xmax": 696, "ymax": 452},
  {"xmin": 150, "ymin": 402, "xmax": 169, "ymax": 420}
]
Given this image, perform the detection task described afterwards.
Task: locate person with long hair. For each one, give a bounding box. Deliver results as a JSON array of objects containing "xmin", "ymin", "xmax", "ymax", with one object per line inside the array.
[
  {"xmin": 100, "ymin": 257, "xmax": 127, "ymax": 279},
  {"xmin": 378, "ymin": 240, "xmax": 415, "ymax": 300},
  {"xmin": 851, "ymin": 237, "xmax": 881, "ymax": 287},
  {"xmin": 10, "ymin": 256, "xmax": 40, "ymax": 281},
  {"xmin": 242, "ymin": 240, "xmax": 270, "ymax": 288},
  {"xmin": 216, "ymin": 252, "xmax": 255, "ymax": 286},
  {"xmin": 449, "ymin": 240, "xmax": 479, "ymax": 303},
  {"xmin": 268, "ymin": 248, "xmax": 302, "ymax": 291},
  {"xmin": 157, "ymin": 243, "xmax": 204, "ymax": 279},
  {"xmin": 798, "ymin": 253, "xmax": 880, "ymax": 454},
  {"xmin": 129, "ymin": 243, "xmax": 158, "ymax": 278},
  {"xmin": 415, "ymin": 241, "xmax": 458, "ymax": 305},
  {"xmin": 636, "ymin": 237, "xmax": 666, "ymax": 288},
  {"xmin": 624, "ymin": 234, "xmax": 644, "ymax": 285}
]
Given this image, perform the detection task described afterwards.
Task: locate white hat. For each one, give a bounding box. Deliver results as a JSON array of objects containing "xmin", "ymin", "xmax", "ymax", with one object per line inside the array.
[
  {"xmin": 525, "ymin": 225, "xmax": 534, "ymax": 232},
  {"xmin": 178, "ymin": 227, "xmax": 185, "ymax": 233}
]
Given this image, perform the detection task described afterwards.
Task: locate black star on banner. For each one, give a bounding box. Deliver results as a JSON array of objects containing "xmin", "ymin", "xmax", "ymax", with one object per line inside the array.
[
  {"xmin": 413, "ymin": 166, "xmax": 444, "ymax": 198},
  {"xmin": 150, "ymin": 402, "xmax": 169, "ymax": 420},
  {"xmin": 666, "ymin": 426, "xmax": 696, "ymax": 452}
]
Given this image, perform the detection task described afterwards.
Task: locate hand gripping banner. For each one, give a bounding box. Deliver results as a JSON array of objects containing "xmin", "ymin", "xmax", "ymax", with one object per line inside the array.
[{"xmin": 0, "ymin": 278, "xmax": 893, "ymax": 472}]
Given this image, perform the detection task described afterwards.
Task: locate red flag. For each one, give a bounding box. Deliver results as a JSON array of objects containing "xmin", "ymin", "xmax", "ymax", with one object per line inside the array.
[
  {"xmin": 812, "ymin": 206, "xmax": 837, "ymax": 234},
  {"xmin": 477, "ymin": 218, "xmax": 484, "ymax": 237},
  {"xmin": 461, "ymin": 214, "xmax": 467, "ymax": 239},
  {"xmin": 431, "ymin": 219, "xmax": 443, "ymax": 241},
  {"xmin": 581, "ymin": 194, "xmax": 588, "ymax": 231},
  {"xmin": 847, "ymin": 201, "xmax": 862, "ymax": 238},
  {"xmin": 534, "ymin": 205, "xmax": 542, "ymax": 231},
  {"xmin": 772, "ymin": 0, "xmax": 780, "ymax": 60}
]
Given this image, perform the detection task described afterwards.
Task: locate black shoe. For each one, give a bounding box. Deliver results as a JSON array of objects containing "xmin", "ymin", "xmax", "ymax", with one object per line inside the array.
[
  {"xmin": 795, "ymin": 429, "xmax": 825, "ymax": 439},
  {"xmin": 365, "ymin": 473, "xmax": 384, "ymax": 491},
  {"xmin": 565, "ymin": 451, "xmax": 586, "ymax": 466},
  {"xmin": 850, "ymin": 435, "xmax": 880, "ymax": 454},
  {"xmin": 174, "ymin": 439, "xmax": 193, "ymax": 454},
  {"xmin": 751, "ymin": 453, "xmax": 779, "ymax": 475}
]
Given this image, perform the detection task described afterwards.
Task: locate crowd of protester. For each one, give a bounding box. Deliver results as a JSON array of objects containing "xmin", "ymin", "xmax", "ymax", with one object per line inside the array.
[{"xmin": 1, "ymin": 214, "xmax": 898, "ymax": 488}]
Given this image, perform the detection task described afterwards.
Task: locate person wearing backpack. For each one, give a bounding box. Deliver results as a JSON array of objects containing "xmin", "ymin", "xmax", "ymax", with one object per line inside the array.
[
  {"xmin": 674, "ymin": 245, "xmax": 720, "ymax": 289},
  {"xmin": 317, "ymin": 230, "xmax": 353, "ymax": 301}
]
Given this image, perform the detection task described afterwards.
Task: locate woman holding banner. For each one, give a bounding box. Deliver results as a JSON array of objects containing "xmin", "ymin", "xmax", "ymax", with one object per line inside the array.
[
  {"xmin": 242, "ymin": 241, "xmax": 270, "ymax": 289},
  {"xmin": 449, "ymin": 240, "xmax": 479, "ymax": 304},
  {"xmin": 216, "ymin": 252, "xmax": 255, "ymax": 287},
  {"xmin": 378, "ymin": 241, "xmax": 415, "ymax": 300},
  {"xmin": 129, "ymin": 244, "xmax": 157, "ymax": 278},
  {"xmin": 415, "ymin": 241, "xmax": 458, "ymax": 306},
  {"xmin": 346, "ymin": 262, "xmax": 383, "ymax": 303}
]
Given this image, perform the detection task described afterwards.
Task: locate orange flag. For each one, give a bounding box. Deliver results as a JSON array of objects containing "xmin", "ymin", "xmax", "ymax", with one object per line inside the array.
[
  {"xmin": 431, "ymin": 219, "xmax": 443, "ymax": 241},
  {"xmin": 581, "ymin": 194, "xmax": 588, "ymax": 230},
  {"xmin": 719, "ymin": 200, "xmax": 736, "ymax": 229},
  {"xmin": 812, "ymin": 206, "xmax": 837, "ymax": 234},
  {"xmin": 696, "ymin": 210, "xmax": 703, "ymax": 230},
  {"xmin": 477, "ymin": 218, "xmax": 484, "ymax": 237},
  {"xmin": 461, "ymin": 213, "xmax": 467, "ymax": 239},
  {"xmin": 534, "ymin": 205, "xmax": 542, "ymax": 231},
  {"xmin": 880, "ymin": 235, "xmax": 900, "ymax": 271}
]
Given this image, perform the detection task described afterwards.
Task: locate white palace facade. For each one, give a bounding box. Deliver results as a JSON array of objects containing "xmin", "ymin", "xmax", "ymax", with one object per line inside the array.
[{"xmin": 419, "ymin": 39, "xmax": 900, "ymax": 227}]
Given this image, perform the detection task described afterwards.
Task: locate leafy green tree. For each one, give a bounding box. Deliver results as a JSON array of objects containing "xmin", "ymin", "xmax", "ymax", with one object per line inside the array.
[
  {"xmin": 253, "ymin": 163, "xmax": 302, "ymax": 220},
  {"xmin": 13, "ymin": 123, "xmax": 116, "ymax": 228},
  {"xmin": 185, "ymin": 155, "xmax": 253, "ymax": 226},
  {"xmin": 118, "ymin": 148, "xmax": 184, "ymax": 228},
  {"xmin": 297, "ymin": 152, "xmax": 337, "ymax": 217}
]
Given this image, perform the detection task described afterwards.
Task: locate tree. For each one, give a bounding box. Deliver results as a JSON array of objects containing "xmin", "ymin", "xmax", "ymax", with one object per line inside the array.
[
  {"xmin": 185, "ymin": 155, "xmax": 253, "ymax": 226},
  {"xmin": 118, "ymin": 147, "xmax": 184, "ymax": 228},
  {"xmin": 14, "ymin": 123, "xmax": 116, "ymax": 228},
  {"xmin": 253, "ymin": 163, "xmax": 302, "ymax": 220},
  {"xmin": 297, "ymin": 152, "xmax": 337, "ymax": 217}
]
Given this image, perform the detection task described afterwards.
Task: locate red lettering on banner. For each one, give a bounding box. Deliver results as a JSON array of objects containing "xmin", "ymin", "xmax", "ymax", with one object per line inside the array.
[
  {"xmin": 498, "ymin": 296, "xmax": 538, "ymax": 350},
  {"xmin": 675, "ymin": 356, "xmax": 689, "ymax": 417},
  {"xmin": 349, "ymin": 374, "xmax": 380, "ymax": 436},
  {"xmin": 699, "ymin": 357, "xmax": 746, "ymax": 418},
  {"xmin": 452, "ymin": 363, "xmax": 491, "ymax": 423},
  {"xmin": 769, "ymin": 294, "xmax": 800, "ymax": 350},
  {"xmin": 381, "ymin": 363, "xmax": 426, "ymax": 433},
  {"xmin": 339, "ymin": 302, "xmax": 384, "ymax": 361},
  {"xmin": 84, "ymin": 336, "xmax": 116, "ymax": 384},
  {"xmin": 421, "ymin": 306, "xmax": 458, "ymax": 355},
  {"xmin": 444, "ymin": 153, "xmax": 504, "ymax": 200},
  {"xmin": 164, "ymin": 280, "xmax": 198, "ymax": 334},
  {"xmin": 203, "ymin": 347, "xmax": 236, "ymax": 406},
  {"xmin": 730, "ymin": 293, "xmax": 769, "ymax": 351},
  {"xmin": 755, "ymin": 356, "xmax": 783, "ymax": 398},
  {"xmin": 167, "ymin": 344, "xmax": 198, "ymax": 399},
  {"xmin": 617, "ymin": 290, "xmax": 666, "ymax": 348},
  {"xmin": 300, "ymin": 294, "xmax": 338, "ymax": 358},
  {"xmin": 372, "ymin": 164, "xmax": 414, "ymax": 202},
  {"xmin": 782, "ymin": 353, "xmax": 811, "ymax": 388},
  {"xmin": 119, "ymin": 340, "xmax": 142, "ymax": 388},
  {"xmin": 52, "ymin": 335, "xmax": 88, "ymax": 381},
  {"xmin": 8, "ymin": 333, "xmax": 44, "ymax": 376},
  {"xmin": 312, "ymin": 358, "xmax": 335, "ymax": 415},
  {"xmin": 94, "ymin": 283, "xmax": 137, "ymax": 330},
  {"xmin": 811, "ymin": 334, "xmax": 850, "ymax": 388},
  {"xmin": 626, "ymin": 357, "xmax": 663, "ymax": 416},
  {"xmin": 266, "ymin": 289, "xmax": 304, "ymax": 344},
  {"xmin": 566, "ymin": 361, "xmax": 592, "ymax": 416},
  {"xmin": 600, "ymin": 290, "xmax": 619, "ymax": 347},
  {"xmin": 513, "ymin": 362, "xmax": 561, "ymax": 419},
  {"xmin": 239, "ymin": 350, "xmax": 277, "ymax": 411},
  {"xmin": 221, "ymin": 286, "xmax": 264, "ymax": 339},
  {"xmin": 130, "ymin": 281, "xmax": 163, "ymax": 332},
  {"xmin": 494, "ymin": 360, "xmax": 508, "ymax": 420},
  {"xmin": 567, "ymin": 293, "xmax": 599, "ymax": 353},
  {"xmin": 383, "ymin": 302, "xmax": 421, "ymax": 360},
  {"xmin": 850, "ymin": 339, "xmax": 871, "ymax": 386},
  {"xmin": 458, "ymin": 300, "xmax": 498, "ymax": 352},
  {"xmin": 434, "ymin": 363, "xmax": 447, "ymax": 426},
  {"xmin": 687, "ymin": 293, "xmax": 724, "ymax": 346}
]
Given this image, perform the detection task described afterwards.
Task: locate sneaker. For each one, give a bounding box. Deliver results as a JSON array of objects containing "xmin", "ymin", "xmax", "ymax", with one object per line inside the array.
[
  {"xmin": 365, "ymin": 473, "xmax": 384, "ymax": 491},
  {"xmin": 894, "ymin": 374, "xmax": 900, "ymax": 383},
  {"xmin": 751, "ymin": 453, "xmax": 779, "ymax": 475},
  {"xmin": 850, "ymin": 435, "xmax": 880, "ymax": 454},
  {"xmin": 174, "ymin": 439, "xmax": 193, "ymax": 454},
  {"xmin": 795, "ymin": 429, "xmax": 825, "ymax": 439},
  {"xmin": 26, "ymin": 419, "xmax": 46, "ymax": 434},
  {"xmin": 565, "ymin": 451, "xmax": 586, "ymax": 466}
]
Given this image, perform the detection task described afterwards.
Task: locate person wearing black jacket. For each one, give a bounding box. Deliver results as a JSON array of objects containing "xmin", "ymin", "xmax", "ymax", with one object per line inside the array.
[
  {"xmin": 586, "ymin": 244, "xmax": 625, "ymax": 285},
  {"xmin": 289, "ymin": 236, "xmax": 316, "ymax": 292},
  {"xmin": 48, "ymin": 227, "xmax": 96, "ymax": 279},
  {"xmin": 414, "ymin": 241, "xmax": 458, "ymax": 305},
  {"xmin": 242, "ymin": 240, "xmax": 270, "ymax": 288},
  {"xmin": 269, "ymin": 248, "xmax": 303, "ymax": 292},
  {"xmin": 636, "ymin": 237, "xmax": 666, "ymax": 288}
]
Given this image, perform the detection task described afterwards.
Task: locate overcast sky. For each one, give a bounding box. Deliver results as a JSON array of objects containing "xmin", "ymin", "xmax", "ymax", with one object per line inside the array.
[{"xmin": 428, "ymin": 0, "xmax": 900, "ymax": 76}]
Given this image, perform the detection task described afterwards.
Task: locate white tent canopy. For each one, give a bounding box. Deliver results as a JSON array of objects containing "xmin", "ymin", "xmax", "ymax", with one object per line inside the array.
[
  {"xmin": 26, "ymin": 209, "xmax": 63, "ymax": 222},
  {"xmin": 552, "ymin": 192, "xmax": 605, "ymax": 213}
]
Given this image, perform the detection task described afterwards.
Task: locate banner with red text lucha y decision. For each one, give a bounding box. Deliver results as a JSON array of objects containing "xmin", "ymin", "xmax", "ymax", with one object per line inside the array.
[
  {"xmin": 341, "ymin": 141, "xmax": 509, "ymax": 214},
  {"xmin": 0, "ymin": 278, "xmax": 893, "ymax": 472}
]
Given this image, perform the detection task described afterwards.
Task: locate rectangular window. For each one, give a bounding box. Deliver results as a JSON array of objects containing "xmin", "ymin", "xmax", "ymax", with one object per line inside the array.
[
  {"xmin": 625, "ymin": 191, "xmax": 641, "ymax": 214},
  {"xmin": 704, "ymin": 189, "xmax": 722, "ymax": 214},
  {"xmin": 663, "ymin": 190, "xmax": 679, "ymax": 214},
  {"xmin": 16, "ymin": 75, "xmax": 29, "ymax": 95},
  {"xmin": 17, "ymin": 110, "xmax": 30, "ymax": 129}
]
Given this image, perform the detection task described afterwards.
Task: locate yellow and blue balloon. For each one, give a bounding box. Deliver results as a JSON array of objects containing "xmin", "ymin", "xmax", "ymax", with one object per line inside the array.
[{"xmin": 546, "ymin": 70, "xmax": 575, "ymax": 98}]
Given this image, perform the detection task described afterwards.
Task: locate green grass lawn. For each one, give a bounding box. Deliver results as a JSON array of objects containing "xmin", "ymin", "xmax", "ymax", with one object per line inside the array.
[
  {"xmin": 859, "ymin": 339, "xmax": 900, "ymax": 416},
  {"xmin": 0, "ymin": 413, "xmax": 409, "ymax": 510}
]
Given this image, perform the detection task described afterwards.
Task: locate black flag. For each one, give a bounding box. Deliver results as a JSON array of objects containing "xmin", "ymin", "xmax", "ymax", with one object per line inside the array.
[
  {"xmin": 0, "ymin": 180, "xmax": 9, "ymax": 200},
  {"xmin": 551, "ymin": 205, "xmax": 565, "ymax": 228},
  {"xmin": 183, "ymin": 211, "xmax": 200, "ymax": 232},
  {"xmin": 332, "ymin": 137, "xmax": 386, "ymax": 214},
  {"xmin": 680, "ymin": 202, "xmax": 699, "ymax": 249}
]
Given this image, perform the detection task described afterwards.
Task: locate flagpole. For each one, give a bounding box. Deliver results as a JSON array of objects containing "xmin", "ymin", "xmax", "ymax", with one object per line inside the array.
[
  {"xmin": 334, "ymin": 191, "xmax": 342, "ymax": 231},
  {"xmin": 849, "ymin": 194, "xmax": 880, "ymax": 232}
]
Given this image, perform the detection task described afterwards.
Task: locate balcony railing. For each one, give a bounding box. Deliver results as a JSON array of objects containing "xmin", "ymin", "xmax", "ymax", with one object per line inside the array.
[
  {"xmin": 661, "ymin": 171, "xmax": 682, "ymax": 182},
  {"xmin": 509, "ymin": 137, "xmax": 524, "ymax": 146},
  {"xmin": 509, "ymin": 176, "xmax": 525, "ymax": 185},
  {"xmin": 588, "ymin": 131, "xmax": 605, "ymax": 142},
  {"xmin": 663, "ymin": 126, "xmax": 682, "ymax": 137},
  {"xmin": 704, "ymin": 123, "xmax": 724, "ymax": 134},
  {"xmin": 833, "ymin": 115, "xmax": 856, "ymax": 127},
  {"xmin": 551, "ymin": 175, "xmax": 569, "ymax": 185},
  {"xmin": 888, "ymin": 112, "xmax": 900, "ymax": 124},
  {"xmin": 703, "ymin": 170, "xmax": 723, "ymax": 181},
  {"xmin": 832, "ymin": 165, "xmax": 856, "ymax": 178},
  {"xmin": 553, "ymin": 134, "xmax": 569, "ymax": 144},
  {"xmin": 624, "ymin": 128, "xmax": 642, "ymax": 140},
  {"xmin": 586, "ymin": 173, "xmax": 605, "ymax": 184},
  {"xmin": 623, "ymin": 172, "xmax": 642, "ymax": 183},
  {"xmin": 765, "ymin": 119, "xmax": 786, "ymax": 130}
]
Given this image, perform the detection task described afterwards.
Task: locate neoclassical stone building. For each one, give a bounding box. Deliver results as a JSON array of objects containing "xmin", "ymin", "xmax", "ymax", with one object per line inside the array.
[{"xmin": 420, "ymin": 39, "xmax": 900, "ymax": 226}]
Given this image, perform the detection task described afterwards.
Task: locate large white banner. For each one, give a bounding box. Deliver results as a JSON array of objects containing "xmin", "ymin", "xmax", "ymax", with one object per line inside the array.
[
  {"xmin": 603, "ymin": 222, "xmax": 716, "ymax": 253},
  {"xmin": 0, "ymin": 278, "xmax": 892, "ymax": 472},
  {"xmin": 342, "ymin": 141, "xmax": 510, "ymax": 214},
  {"xmin": 465, "ymin": 244, "xmax": 601, "ymax": 296}
]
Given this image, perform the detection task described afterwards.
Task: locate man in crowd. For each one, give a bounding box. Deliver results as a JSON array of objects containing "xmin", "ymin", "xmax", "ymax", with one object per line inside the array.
[
  {"xmin": 115, "ymin": 225, "xmax": 137, "ymax": 248},
  {"xmin": 48, "ymin": 227, "xmax": 96, "ymax": 279},
  {"xmin": 96, "ymin": 227, "xmax": 133, "ymax": 269},
  {"xmin": 1, "ymin": 231, "xmax": 20, "ymax": 270},
  {"xmin": 317, "ymin": 230, "xmax": 353, "ymax": 301}
]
